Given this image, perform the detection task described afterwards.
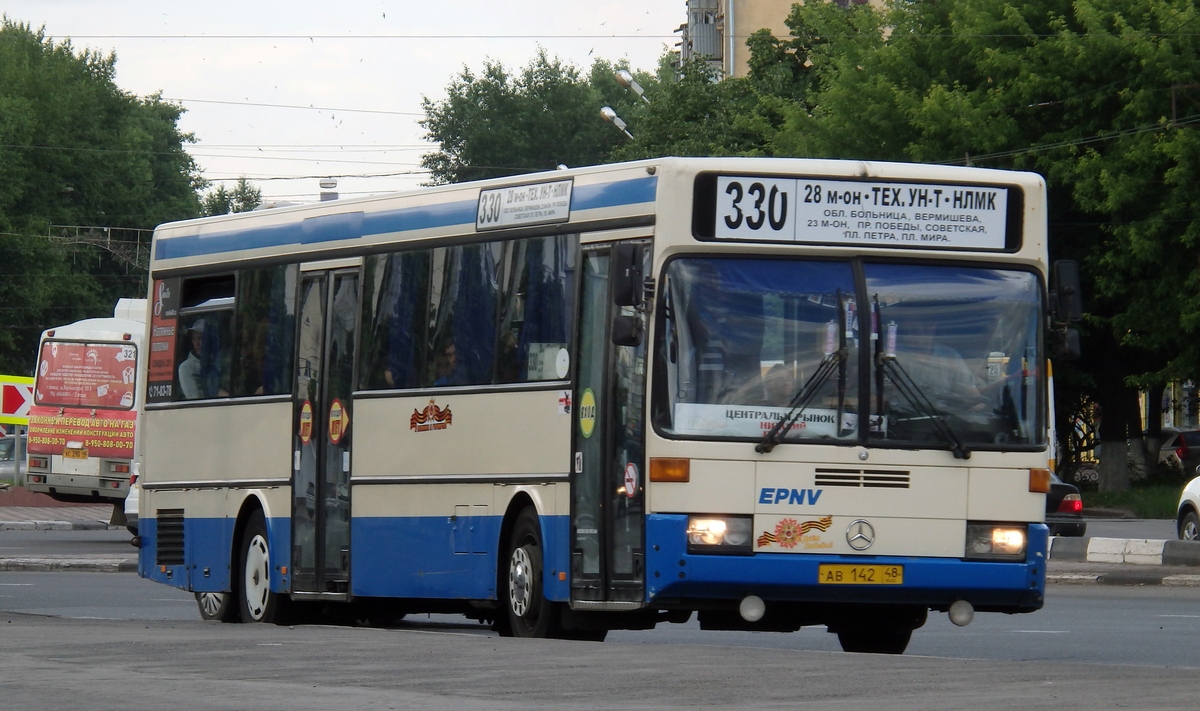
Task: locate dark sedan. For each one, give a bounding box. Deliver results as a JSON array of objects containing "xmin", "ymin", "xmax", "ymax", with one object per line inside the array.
[{"xmin": 1047, "ymin": 471, "xmax": 1086, "ymax": 537}]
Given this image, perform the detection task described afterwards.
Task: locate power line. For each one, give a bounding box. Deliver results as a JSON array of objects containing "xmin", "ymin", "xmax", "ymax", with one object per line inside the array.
[
  {"xmin": 163, "ymin": 96, "xmax": 423, "ymax": 116},
  {"xmin": 198, "ymin": 143, "xmax": 433, "ymax": 149},
  {"xmin": 192, "ymin": 153, "xmax": 426, "ymax": 166},
  {"xmin": 51, "ymin": 32, "xmax": 1200, "ymax": 40},
  {"xmin": 59, "ymin": 34, "xmax": 676, "ymax": 40},
  {"xmin": 942, "ymin": 113, "xmax": 1200, "ymax": 165},
  {"xmin": 203, "ymin": 169, "xmax": 430, "ymax": 181}
]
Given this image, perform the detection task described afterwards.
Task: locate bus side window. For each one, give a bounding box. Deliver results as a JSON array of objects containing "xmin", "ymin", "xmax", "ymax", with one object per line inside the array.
[
  {"xmin": 358, "ymin": 235, "xmax": 576, "ymax": 391},
  {"xmin": 497, "ymin": 233, "xmax": 577, "ymax": 383},
  {"xmin": 178, "ymin": 274, "xmax": 235, "ymax": 400},
  {"xmin": 231, "ymin": 265, "xmax": 297, "ymax": 397},
  {"xmin": 426, "ymin": 244, "xmax": 499, "ymax": 387},
  {"xmin": 359, "ymin": 250, "xmax": 432, "ymax": 391}
]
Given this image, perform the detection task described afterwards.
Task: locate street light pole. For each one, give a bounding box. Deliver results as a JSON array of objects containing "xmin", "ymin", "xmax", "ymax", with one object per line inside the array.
[
  {"xmin": 600, "ymin": 106, "xmax": 634, "ymax": 140},
  {"xmin": 615, "ymin": 69, "xmax": 650, "ymax": 104}
]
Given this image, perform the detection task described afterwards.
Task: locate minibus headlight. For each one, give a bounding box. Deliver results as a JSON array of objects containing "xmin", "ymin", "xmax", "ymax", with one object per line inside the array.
[
  {"xmin": 687, "ymin": 516, "xmax": 752, "ymax": 554},
  {"xmin": 965, "ymin": 523, "xmax": 1027, "ymax": 560}
]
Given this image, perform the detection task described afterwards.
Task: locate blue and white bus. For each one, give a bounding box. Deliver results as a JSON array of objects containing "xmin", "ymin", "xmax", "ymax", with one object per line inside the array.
[{"xmin": 137, "ymin": 157, "xmax": 1079, "ymax": 653}]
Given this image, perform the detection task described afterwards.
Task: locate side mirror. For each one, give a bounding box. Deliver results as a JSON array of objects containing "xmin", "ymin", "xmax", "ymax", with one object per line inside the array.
[
  {"xmin": 1052, "ymin": 260, "xmax": 1082, "ymax": 323},
  {"xmin": 611, "ymin": 314, "xmax": 643, "ymax": 347},
  {"xmin": 612, "ymin": 243, "xmax": 643, "ymax": 307}
]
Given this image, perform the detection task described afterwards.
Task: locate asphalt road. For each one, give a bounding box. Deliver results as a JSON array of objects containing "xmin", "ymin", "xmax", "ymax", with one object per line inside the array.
[
  {"xmin": 3, "ymin": 548, "xmax": 1200, "ymax": 711},
  {"xmin": 1084, "ymin": 518, "xmax": 1178, "ymax": 539},
  {"xmin": 2, "ymin": 586, "xmax": 1200, "ymax": 711},
  {"xmin": 1, "ymin": 570, "xmax": 1198, "ymax": 666}
]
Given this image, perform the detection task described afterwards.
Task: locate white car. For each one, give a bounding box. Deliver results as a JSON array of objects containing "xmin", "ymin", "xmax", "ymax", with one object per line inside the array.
[
  {"xmin": 123, "ymin": 465, "xmax": 140, "ymax": 537},
  {"xmin": 0, "ymin": 433, "xmax": 26, "ymax": 482},
  {"xmin": 1176, "ymin": 475, "xmax": 1200, "ymax": 540}
]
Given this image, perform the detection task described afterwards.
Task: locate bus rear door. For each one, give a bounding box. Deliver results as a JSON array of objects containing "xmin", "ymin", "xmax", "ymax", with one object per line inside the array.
[{"xmin": 291, "ymin": 268, "xmax": 359, "ymax": 595}]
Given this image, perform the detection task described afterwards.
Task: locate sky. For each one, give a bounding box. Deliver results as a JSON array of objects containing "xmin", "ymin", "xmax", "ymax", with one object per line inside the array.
[{"xmin": 5, "ymin": 1, "xmax": 684, "ymax": 204}]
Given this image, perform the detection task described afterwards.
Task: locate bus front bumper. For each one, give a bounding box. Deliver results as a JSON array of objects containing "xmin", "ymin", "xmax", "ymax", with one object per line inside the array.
[{"xmin": 645, "ymin": 515, "xmax": 1047, "ymax": 613}]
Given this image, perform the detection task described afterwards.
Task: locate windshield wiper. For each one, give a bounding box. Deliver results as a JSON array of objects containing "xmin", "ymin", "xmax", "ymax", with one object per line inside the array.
[
  {"xmin": 757, "ymin": 291, "xmax": 849, "ymax": 454},
  {"xmin": 756, "ymin": 348, "xmax": 846, "ymax": 453},
  {"xmin": 873, "ymin": 296, "xmax": 971, "ymax": 459}
]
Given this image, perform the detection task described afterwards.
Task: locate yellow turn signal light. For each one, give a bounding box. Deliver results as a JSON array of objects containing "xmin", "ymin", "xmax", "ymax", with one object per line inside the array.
[
  {"xmin": 650, "ymin": 458, "xmax": 690, "ymax": 482},
  {"xmin": 1029, "ymin": 468, "xmax": 1051, "ymax": 493}
]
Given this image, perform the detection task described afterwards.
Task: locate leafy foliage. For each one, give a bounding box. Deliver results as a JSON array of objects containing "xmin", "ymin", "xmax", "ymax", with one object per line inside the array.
[
  {"xmin": 755, "ymin": 0, "xmax": 1200, "ymax": 487},
  {"xmin": 420, "ymin": 49, "xmax": 633, "ymax": 184},
  {"xmin": 0, "ymin": 19, "xmax": 202, "ymax": 373},
  {"xmin": 202, "ymin": 177, "xmax": 262, "ymax": 216}
]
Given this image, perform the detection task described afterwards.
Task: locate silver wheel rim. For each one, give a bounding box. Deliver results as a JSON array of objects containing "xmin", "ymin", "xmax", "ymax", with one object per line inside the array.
[
  {"xmin": 199, "ymin": 592, "xmax": 224, "ymax": 617},
  {"xmin": 509, "ymin": 546, "xmax": 532, "ymax": 618},
  {"xmin": 244, "ymin": 533, "xmax": 270, "ymax": 621},
  {"xmin": 1186, "ymin": 521, "xmax": 1199, "ymax": 540}
]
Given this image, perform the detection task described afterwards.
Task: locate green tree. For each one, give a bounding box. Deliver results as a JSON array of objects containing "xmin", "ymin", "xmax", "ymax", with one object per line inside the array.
[
  {"xmin": 611, "ymin": 56, "xmax": 777, "ymax": 161},
  {"xmin": 0, "ymin": 19, "xmax": 201, "ymax": 373},
  {"xmin": 759, "ymin": 0, "xmax": 1200, "ymax": 489},
  {"xmin": 420, "ymin": 49, "xmax": 633, "ymax": 184},
  {"xmin": 202, "ymin": 177, "xmax": 262, "ymax": 216}
]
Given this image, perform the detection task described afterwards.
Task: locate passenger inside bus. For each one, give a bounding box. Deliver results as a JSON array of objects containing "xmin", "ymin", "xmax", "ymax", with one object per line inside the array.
[
  {"xmin": 892, "ymin": 319, "xmax": 988, "ymax": 414},
  {"xmin": 432, "ymin": 340, "xmax": 459, "ymax": 386},
  {"xmin": 762, "ymin": 362, "xmax": 799, "ymax": 406},
  {"xmin": 178, "ymin": 317, "xmax": 231, "ymax": 400},
  {"xmin": 177, "ymin": 319, "xmax": 206, "ymax": 399}
]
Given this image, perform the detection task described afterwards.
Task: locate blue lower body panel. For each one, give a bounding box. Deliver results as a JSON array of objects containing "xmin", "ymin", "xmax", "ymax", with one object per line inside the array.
[
  {"xmin": 139, "ymin": 516, "xmax": 289, "ymax": 594},
  {"xmin": 139, "ymin": 512, "xmax": 570, "ymax": 603},
  {"xmin": 644, "ymin": 514, "xmax": 1046, "ymax": 612},
  {"xmin": 350, "ymin": 514, "xmax": 570, "ymax": 601}
]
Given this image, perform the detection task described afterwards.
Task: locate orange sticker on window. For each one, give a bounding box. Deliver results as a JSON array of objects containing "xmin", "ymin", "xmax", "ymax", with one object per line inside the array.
[
  {"xmin": 299, "ymin": 401, "xmax": 313, "ymax": 444},
  {"xmin": 329, "ymin": 399, "xmax": 349, "ymax": 444}
]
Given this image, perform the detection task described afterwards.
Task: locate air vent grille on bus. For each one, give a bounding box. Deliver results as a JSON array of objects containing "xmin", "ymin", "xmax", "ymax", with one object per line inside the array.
[
  {"xmin": 814, "ymin": 469, "xmax": 910, "ymax": 488},
  {"xmin": 155, "ymin": 509, "xmax": 185, "ymax": 566}
]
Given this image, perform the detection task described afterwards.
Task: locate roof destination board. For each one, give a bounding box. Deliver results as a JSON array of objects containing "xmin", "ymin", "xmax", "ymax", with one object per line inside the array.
[
  {"xmin": 476, "ymin": 178, "xmax": 573, "ymax": 231},
  {"xmin": 712, "ymin": 175, "xmax": 1012, "ymax": 250}
]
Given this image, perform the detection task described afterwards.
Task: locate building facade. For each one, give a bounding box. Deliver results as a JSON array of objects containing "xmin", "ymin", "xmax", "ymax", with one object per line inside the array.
[{"xmin": 676, "ymin": 0, "xmax": 875, "ymax": 79}]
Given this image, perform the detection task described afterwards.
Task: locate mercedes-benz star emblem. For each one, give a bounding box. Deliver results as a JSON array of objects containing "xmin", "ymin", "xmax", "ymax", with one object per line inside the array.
[{"xmin": 846, "ymin": 519, "xmax": 875, "ymax": 551}]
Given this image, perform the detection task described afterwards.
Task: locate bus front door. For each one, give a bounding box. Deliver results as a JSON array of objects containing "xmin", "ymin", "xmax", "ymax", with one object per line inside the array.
[
  {"xmin": 571, "ymin": 244, "xmax": 647, "ymax": 608},
  {"xmin": 291, "ymin": 269, "xmax": 359, "ymax": 595}
]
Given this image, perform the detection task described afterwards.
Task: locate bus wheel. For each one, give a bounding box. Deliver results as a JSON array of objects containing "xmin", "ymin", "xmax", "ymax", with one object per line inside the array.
[
  {"xmin": 836, "ymin": 628, "xmax": 912, "ymax": 654},
  {"xmin": 834, "ymin": 606, "xmax": 925, "ymax": 654},
  {"xmin": 502, "ymin": 508, "xmax": 557, "ymax": 638},
  {"xmin": 239, "ymin": 510, "xmax": 282, "ymax": 623},
  {"xmin": 195, "ymin": 592, "xmax": 238, "ymax": 622}
]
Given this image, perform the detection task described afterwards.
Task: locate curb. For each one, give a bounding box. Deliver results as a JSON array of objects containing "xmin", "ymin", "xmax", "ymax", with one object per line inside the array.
[
  {"xmin": 0, "ymin": 521, "xmax": 118, "ymax": 531},
  {"xmin": 1048, "ymin": 570, "xmax": 1200, "ymax": 587},
  {"xmin": 1049, "ymin": 536, "xmax": 1200, "ymax": 566},
  {"xmin": 0, "ymin": 558, "xmax": 137, "ymax": 573}
]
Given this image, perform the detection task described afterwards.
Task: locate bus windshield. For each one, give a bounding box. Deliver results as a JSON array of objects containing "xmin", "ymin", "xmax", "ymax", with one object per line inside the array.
[{"xmin": 653, "ymin": 257, "xmax": 1044, "ymax": 450}]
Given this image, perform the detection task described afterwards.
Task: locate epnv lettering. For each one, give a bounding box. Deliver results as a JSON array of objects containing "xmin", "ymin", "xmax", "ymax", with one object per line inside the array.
[{"xmin": 758, "ymin": 488, "xmax": 823, "ymax": 505}]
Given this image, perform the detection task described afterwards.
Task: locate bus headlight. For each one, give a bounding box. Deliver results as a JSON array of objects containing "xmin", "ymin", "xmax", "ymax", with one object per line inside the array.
[
  {"xmin": 687, "ymin": 516, "xmax": 752, "ymax": 554},
  {"xmin": 964, "ymin": 523, "xmax": 1027, "ymax": 560}
]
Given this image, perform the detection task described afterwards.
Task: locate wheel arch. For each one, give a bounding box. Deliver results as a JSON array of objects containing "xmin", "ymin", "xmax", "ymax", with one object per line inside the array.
[
  {"xmin": 227, "ymin": 492, "xmax": 273, "ymax": 592},
  {"xmin": 1177, "ymin": 501, "xmax": 1199, "ymax": 532},
  {"xmin": 496, "ymin": 492, "xmax": 540, "ymax": 568}
]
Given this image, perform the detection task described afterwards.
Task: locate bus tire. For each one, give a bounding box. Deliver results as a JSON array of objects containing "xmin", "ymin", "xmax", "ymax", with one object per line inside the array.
[
  {"xmin": 834, "ymin": 605, "xmax": 925, "ymax": 654},
  {"xmin": 238, "ymin": 509, "xmax": 284, "ymax": 624},
  {"xmin": 196, "ymin": 592, "xmax": 239, "ymax": 622},
  {"xmin": 836, "ymin": 628, "xmax": 912, "ymax": 655},
  {"xmin": 502, "ymin": 508, "xmax": 558, "ymax": 638}
]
